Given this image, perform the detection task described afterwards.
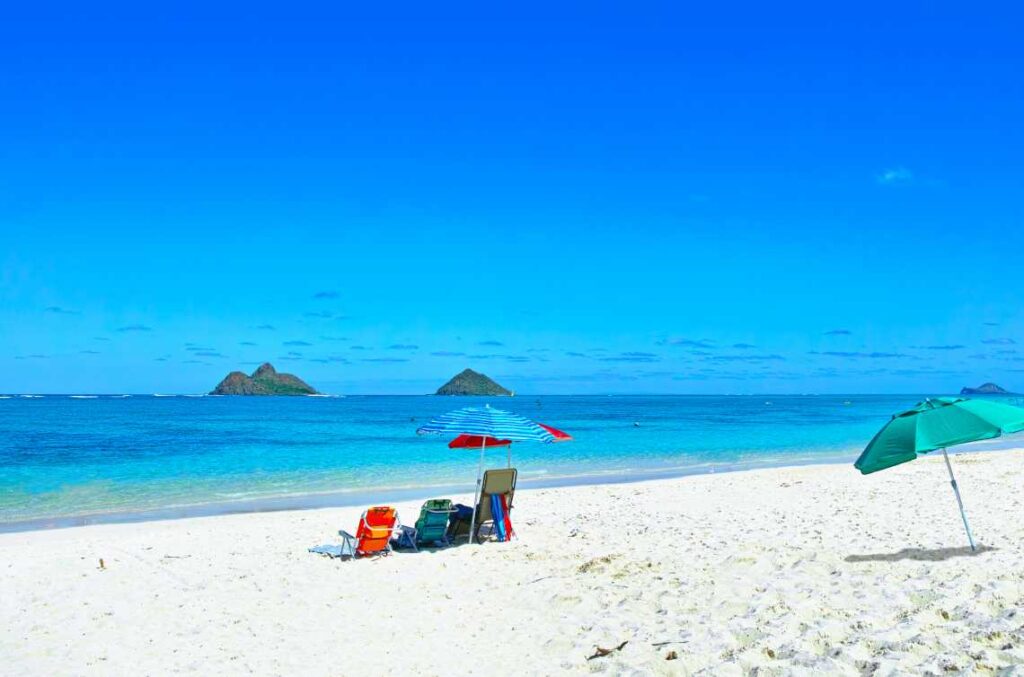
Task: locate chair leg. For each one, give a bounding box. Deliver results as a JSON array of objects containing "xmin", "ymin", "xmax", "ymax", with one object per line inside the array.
[{"xmin": 339, "ymin": 532, "xmax": 356, "ymax": 560}]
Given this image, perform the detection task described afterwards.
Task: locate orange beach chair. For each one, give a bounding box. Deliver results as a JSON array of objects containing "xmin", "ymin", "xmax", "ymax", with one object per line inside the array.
[{"xmin": 338, "ymin": 506, "xmax": 399, "ymax": 558}]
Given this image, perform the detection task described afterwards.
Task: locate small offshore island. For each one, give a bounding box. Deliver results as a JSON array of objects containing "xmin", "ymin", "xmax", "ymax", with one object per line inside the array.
[
  {"xmin": 435, "ymin": 368, "xmax": 512, "ymax": 396},
  {"xmin": 211, "ymin": 363, "xmax": 318, "ymax": 396},
  {"xmin": 960, "ymin": 382, "xmax": 1014, "ymax": 395}
]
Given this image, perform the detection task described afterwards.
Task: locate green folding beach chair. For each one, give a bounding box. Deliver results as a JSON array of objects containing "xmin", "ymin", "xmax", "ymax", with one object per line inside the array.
[{"xmin": 392, "ymin": 498, "xmax": 456, "ymax": 551}]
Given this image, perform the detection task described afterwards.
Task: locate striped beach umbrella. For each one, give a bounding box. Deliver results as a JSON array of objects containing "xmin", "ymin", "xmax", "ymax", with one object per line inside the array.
[
  {"xmin": 418, "ymin": 406, "xmax": 557, "ymax": 441},
  {"xmin": 418, "ymin": 405, "xmax": 555, "ymax": 543}
]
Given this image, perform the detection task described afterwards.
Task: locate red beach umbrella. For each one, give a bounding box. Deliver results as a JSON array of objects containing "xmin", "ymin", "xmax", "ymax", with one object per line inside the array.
[
  {"xmin": 448, "ymin": 424, "xmax": 571, "ymax": 467},
  {"xmin": 448, "ymin": 434, "xmax": 512, "ymax": 449}
]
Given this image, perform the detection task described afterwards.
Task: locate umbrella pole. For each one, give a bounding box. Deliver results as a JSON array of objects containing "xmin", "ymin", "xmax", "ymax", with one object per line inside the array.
[
  {"xmin": 941, "ymin": 448, "xmax": 977, "ymax": 552},
  {"xmin": 469, "ymin": 438, "xmax": 485, "ymax": 545}
]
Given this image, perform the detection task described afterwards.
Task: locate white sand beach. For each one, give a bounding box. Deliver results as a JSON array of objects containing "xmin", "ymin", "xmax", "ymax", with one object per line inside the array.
[{"xmin": 4, "ymin": 450, "xmax": 1024, "ymax": 675}]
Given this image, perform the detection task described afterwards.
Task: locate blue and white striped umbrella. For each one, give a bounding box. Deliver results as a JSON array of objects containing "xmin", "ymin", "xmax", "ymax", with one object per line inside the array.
[
  {"xmin": 417, "ymin": 405, "xmax": 554, "ymax": 544},
  {"xmin": 417, "ymin": 406, "xmax": 555, "ymax": 443}
]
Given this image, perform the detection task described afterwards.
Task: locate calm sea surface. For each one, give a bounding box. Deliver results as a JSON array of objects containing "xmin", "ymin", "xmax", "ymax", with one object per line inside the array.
[{"xmin": 2, "ymin": 394, "xmax": 1019, "ymax": 530}]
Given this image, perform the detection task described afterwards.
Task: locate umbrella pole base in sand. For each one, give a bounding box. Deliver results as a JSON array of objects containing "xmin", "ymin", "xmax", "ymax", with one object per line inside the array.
[{"xmin": 942, "ymin": 447, "xmax": 977, "ymax": 552}]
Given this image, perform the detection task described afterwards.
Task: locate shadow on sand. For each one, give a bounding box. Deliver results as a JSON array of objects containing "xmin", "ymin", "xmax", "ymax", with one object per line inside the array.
[{"xmin": 845, "ymin": 545, "xmax": 997, "ymax": 563}]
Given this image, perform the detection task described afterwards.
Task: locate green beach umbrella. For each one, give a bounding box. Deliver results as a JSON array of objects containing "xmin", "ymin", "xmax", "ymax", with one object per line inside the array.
[{"xmin": 855, "ymin": 396, "xmax": 1024, "ymax": 550}]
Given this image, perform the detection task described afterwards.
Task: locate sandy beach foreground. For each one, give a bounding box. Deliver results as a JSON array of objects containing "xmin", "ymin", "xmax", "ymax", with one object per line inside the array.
[{"xmin": 4, "ymin": 451, "xmax": 1024, "ymax": 676}]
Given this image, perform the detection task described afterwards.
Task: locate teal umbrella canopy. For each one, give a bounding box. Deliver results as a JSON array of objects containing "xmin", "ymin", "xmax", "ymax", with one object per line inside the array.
[{"xmin": 855, "ymin": 397, "xmax": 1024, "ymax": 475}]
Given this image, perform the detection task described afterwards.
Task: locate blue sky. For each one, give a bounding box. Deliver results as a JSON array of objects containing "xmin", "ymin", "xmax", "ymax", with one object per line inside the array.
[{"xmin": 2, "ymin": 3, "xmax": 1022, "ymax": 394}]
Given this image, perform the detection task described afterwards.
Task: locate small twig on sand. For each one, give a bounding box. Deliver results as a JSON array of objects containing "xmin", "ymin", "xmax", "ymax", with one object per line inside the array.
[
  {"xmin": 651, "ymin": 640, "xmax": 688, "ymax": 647},
  {"xmin": 527, "ymin": 576, "xmax": 553, "ymax": 584},
  {"xmin": 587, "ymin": 641, "xmax": 628, "ymax": 660},
  {"xmin": 98, "ymin": 558, "xmax": 105, "ymax": 570}
]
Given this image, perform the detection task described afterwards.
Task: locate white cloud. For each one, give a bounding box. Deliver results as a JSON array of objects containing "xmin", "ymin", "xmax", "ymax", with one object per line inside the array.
[{"xmin": 877, "ymin": 167, "xmax": 913, "ymax": 185}]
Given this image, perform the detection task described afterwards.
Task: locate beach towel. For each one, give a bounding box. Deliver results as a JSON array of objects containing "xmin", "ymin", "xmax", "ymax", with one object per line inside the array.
[
  {"xmin": 489, "ymin": 493, "xmax": 516, "ymax": 542},
  {"xmin": 308, "ymin": 541, "xmax": 355, "ymax": 559},
  {"xmin": 500, "ymin": 493, "xmax": 515, "ymax": 540},
  {"xmin": 490, "ymin": 493, "xmax": 507, "ymax": 541}
]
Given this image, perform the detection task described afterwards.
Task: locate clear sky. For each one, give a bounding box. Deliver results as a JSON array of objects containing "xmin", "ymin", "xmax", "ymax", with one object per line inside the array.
[{"xmin": 2, "ymin": 3, "xmax": 1022, "ymax": 394}]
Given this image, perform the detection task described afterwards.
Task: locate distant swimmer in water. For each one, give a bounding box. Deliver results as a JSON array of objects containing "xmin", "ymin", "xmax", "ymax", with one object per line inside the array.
[{"xmin": 633, "ymin": 421, "xmax": 640, "ymax": 427}]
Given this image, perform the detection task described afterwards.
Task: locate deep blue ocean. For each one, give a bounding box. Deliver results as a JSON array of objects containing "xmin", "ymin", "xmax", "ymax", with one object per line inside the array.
[{"xmin": 2, "ymin": 394, "xmax": 1018, "ymax": 530}]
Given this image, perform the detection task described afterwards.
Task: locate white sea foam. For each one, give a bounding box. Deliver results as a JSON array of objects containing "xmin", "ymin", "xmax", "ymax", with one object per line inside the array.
[{"xmin": 69, "ymin": 395, "xmax": 98, "ymax": 399}]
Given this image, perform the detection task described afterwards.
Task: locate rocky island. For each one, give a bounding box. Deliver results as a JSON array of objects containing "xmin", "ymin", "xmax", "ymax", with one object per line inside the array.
[
  {"xmin": 211, "ymin": 363, "xmax": 318, "ymax": 396},
  {"xmin": 960, "ymin": 382, "xmax": 1014, "ymax": 396},
  {"xmin": 435, "ymin": 368, "xmax": 513, "ymax": 396}
]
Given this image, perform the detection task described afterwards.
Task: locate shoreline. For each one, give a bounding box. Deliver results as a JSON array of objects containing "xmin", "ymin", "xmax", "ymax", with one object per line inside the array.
[
  {"xmin": 3, "ymin": 453, "xmax": 862, "ymax": 534},
  {"xmin": 4, "ymin": 439, "xmax": 1018, "ymax": 534}
]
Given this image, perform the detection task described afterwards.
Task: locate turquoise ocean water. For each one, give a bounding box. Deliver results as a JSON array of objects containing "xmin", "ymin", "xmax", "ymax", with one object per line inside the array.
[{"xmin": 2, "ymin": 394, "xmax": 1019, "ymax": 530}]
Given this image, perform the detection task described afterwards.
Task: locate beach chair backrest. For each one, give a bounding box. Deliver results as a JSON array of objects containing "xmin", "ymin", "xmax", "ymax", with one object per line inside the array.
[
  {"xmin": 477, "ymin": 468, "xmax": 517, "ymax": 525},
  {"xmin": 415, "ymin": 498, "xmax": 452, "ymax": 543},
  {"xmin": 355, "ymin": 506, "xmax": 397, "ymax": 555}
]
